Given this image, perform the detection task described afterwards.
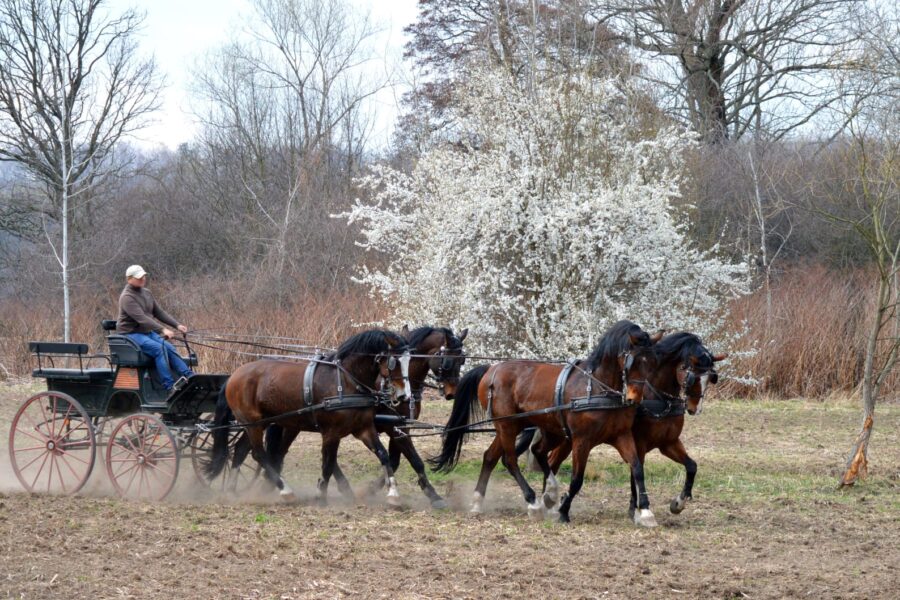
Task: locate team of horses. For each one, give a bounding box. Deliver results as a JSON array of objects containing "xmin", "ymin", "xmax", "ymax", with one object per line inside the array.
[{"xmin": 205, "ymin": 321, "xmax": 724, "ymax": 526}]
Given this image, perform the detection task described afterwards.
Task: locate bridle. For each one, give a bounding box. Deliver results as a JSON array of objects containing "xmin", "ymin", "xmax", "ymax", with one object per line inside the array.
[
  {"xmin": 428, "ymin": 342, "xmax": 465, "ymax": 391},
  {"xmin": 620, "ymin": 349, "xmax": 650, "ymax": 403},
  {"xmin": 678, "ymin": 360, "xmax": 718, "ymax": 415},
  {"xmin": 375, "ymin": 349, "xmax": 413, "ymax": 404}
]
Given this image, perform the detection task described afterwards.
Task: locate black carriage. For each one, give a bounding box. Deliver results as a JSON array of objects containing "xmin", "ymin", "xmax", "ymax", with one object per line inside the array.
[{"xmin": 8, "ymin": 320, "xmax": 258, "ymax": 500}]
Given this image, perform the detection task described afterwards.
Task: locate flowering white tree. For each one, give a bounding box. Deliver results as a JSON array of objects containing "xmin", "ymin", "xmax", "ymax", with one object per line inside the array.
[{"xmin": 341, "ymin": 68, "xmax": 749, "ymax": 357}]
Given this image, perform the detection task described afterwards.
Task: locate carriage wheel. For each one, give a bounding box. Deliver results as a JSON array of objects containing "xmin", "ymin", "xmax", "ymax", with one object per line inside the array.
[
  {"xmin": 8, "ymin": 391, "xmax": 96, "ymax": 494},
  {"xmin": 189, "ymin": 428, "xmax": 261, "ymax": 493},
  {"xmin": 105, "ymin": 414, "xmax": 179, "ymax": 501}
]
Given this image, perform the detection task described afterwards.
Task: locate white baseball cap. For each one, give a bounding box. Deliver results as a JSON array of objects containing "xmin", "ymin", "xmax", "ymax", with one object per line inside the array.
[{"xmin": 125, "ymin": 265, "xmax": 148, "ymax": 279}]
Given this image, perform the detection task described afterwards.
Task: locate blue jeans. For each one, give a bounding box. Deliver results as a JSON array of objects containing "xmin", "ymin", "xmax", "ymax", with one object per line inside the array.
[{"xmin": 126, "ymin": 331, "xmax": 193, "ymax": 390}]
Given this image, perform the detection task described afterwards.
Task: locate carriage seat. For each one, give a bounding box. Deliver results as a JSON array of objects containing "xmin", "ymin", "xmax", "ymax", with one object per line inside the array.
[
  {"xmin": 29, "ymin": 342, "xmax": 113, "ymax": 381},
  {"xmin": 102, "ymin": 320, "xmax": 198, "ymax": 367}
]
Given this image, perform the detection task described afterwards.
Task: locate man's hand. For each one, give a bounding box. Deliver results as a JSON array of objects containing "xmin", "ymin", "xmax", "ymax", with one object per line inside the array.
[
  {"xmin": 161, "ymin": 327, "xmax": 175, "ymax": 339},
  {"xmin": 177, "ymin": 324, "xmax": 188, "ymax": 334}
]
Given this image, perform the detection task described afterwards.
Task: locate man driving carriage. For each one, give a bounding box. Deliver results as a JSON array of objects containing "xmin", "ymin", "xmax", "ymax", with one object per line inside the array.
[{"xmin": 116, "ymin": 264, "xmax": 194, "ymax": 393}]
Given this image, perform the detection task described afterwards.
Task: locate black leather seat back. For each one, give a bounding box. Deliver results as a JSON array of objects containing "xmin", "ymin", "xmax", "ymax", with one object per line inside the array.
[{"xmin": 107, "ymin": 335, "xmax": 152, "ymax": 367}]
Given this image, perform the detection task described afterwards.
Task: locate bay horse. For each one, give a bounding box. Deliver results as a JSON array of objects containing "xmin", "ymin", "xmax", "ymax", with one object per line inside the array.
[
  {"xmin": 205, "ymin": 329, "xmax": 412, "ymax": 505},
  {"xmin": 431, "ymin": 321, "xmax": 661, "ymax": 525},
  {"xmin": 313, "ymin": 325, "xmax": 468, "ymax": 508},
  {"xmin": 536, "ymin": 331, "xmax": 727, "ymax": 520}
]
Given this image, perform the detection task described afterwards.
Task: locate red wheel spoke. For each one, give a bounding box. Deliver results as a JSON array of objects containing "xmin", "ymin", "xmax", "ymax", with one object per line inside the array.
[
  {"xmin": 14, "ymin": 428, "xmax": 50, "ymax": 445},
  {"xmin": 19, "ymin": 410, "xmax": 50, "ymax": 442},
  {"xmin": 12, "ymin": 444, "xmax": 48, "ymax": 453},
  {"xmin": 145, "ymin": 458, "xmax": 176, "ymax": 479},
  {"xmin": 53, "ymin": 454, "xmax": 68, "ymax": 494},
  {"xmin": 28, "ymin": 451, "xmax": 51, "ymax": 490},
  {"xmin": 38, "ymin": 400, "xmax": 52, "ymax": 438},
  {"xmin": 122, "ymin": 461, "xmax": 141, "ymax": 495},
  {"xmin": 18, "ymin": 449, "xmax": 50, "ymax": 474},
  {"xmin": 59, "ymin": 452, "xmax": 84, "ymax": 483},
  {"xmin": 111, "ymin": 459, "xmax": 139, "ymax": 480},
  {"xmin": 138, "ymin": 466, "xmax": 150, "ymax": 499}
]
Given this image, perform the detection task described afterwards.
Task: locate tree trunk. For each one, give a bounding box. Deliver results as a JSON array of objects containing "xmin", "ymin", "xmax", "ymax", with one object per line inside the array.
[{"xmin": 838, "ymin": 274, "xmax": 888, "ymax": 487}]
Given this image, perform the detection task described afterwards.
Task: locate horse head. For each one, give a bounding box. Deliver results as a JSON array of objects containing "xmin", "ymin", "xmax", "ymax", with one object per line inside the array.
[
  {"xmin": 652, "ymin": 332, "xmax": 727, "ymax": 415},
  {"xmin": 681, "ymin": 352, "xmax": 727, "ymax": 415},
  {"xmin": 401, "ymin": 325, "xmax": 468, "ymax": 400},
  {"xmin": 374, "ymin": 332, "xmax": 412, "ymax": 403},
  {"xmin": 590, "ymin": 320, "xmax": 660, "ymax": 404}
]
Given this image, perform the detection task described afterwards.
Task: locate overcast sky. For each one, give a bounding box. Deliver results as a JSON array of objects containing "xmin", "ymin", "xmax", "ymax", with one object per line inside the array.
[{"xmin": 110, "ymin": 0, "xmax": 419, "ymax": 150}]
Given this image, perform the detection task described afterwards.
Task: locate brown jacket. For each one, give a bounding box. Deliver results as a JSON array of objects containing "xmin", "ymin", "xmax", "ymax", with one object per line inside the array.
[{"xmin": 116, "ymin": 285, "xmax": 180, "ymax": 334}]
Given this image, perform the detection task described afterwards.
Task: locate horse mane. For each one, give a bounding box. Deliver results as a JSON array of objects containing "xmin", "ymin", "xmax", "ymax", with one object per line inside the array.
[
  {"xmin": 327, "ymin": 329, "xmax": 408, "ymax": 361},
  {"xmin": 586, "ymin": 320, "xmax": 651, "ymax": 369},
  {"xmin": 655, "ymin": 332, "xmax": 713, "ymax": 368},
  {"xmin": 406, "ymin": 326, "xmax": 463, "ymax": 350}
]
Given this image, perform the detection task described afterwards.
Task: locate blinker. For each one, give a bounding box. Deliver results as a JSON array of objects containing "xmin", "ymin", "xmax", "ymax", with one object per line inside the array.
[
  {"xmin": 623, "ymin": 353, "xmax": 634, "ymax": 371},
  {"xmin": 684, "ymin": 370, "xmax": 696, "ymax": 388}
]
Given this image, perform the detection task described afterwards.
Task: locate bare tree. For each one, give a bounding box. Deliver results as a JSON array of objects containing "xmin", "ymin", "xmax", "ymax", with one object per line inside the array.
[
  {"xmin": 398, "ymin": 0, "xmax": 634, "ymax": 147},
  {"xmin": 0, "ymin": 0, "xmax": 160, "ymax": 340},
  {"xmin": 589, "ymin": 0, "xmax": 865, "ymax": 142},
  {"xmin": 190, "ymin": 0, "xmax": 384, "ymax": 300},
  {"xmin": 820, "ymin": 4, "xmax": 900, "ymax": 487}
]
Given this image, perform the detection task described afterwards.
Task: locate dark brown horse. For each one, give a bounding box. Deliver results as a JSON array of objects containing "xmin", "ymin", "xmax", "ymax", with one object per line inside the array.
[
  {"xmin": 316, "ymin": 325, "xmax": 468, "ymax": 508},
  {"xmin": 533, "ymin": 332, "xmax": 726, "ymax": 519},
  {"xmin": 205, "ymin": 329, "xmax": 411, "ymax": 505},
  {"xmin": 431, "ymin": 321, "xmax": 661, "ymax": 524}
]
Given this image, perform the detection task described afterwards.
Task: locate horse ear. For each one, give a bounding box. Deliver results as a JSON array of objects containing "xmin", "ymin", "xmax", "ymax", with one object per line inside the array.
[
  {"xmin": 712, "ymin": 353, "xmax": 728, "ymax": 362},
  {"xmin": 458, "ymin": 328, "xmax": 468, "ymax": 342},
  {"xmin": 400, "ymin": 324, "xmax": 410, "ymax": 337},
  {"xmin": 650, "ymin": 329, "xmax": 665, "ymax": 343}
]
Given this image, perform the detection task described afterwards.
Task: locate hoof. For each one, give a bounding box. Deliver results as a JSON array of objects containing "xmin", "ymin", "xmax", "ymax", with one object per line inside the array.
[
  {"xmin": 386, "ymin": 493, "xmax": 402, "ymax": 507},
  {"xmin": 542, "ymin": 492, "xmax": 557, "ymax": 509},
  {"xmin": 430, "ymin": 497, "xmax": 449, "ymax": 510},
  {"xmin": 669, "ymin": 495, "xmax": 687, "ymax": 514},
  {"xmin": 557, "ymin": 511, "xmax": 571, "ymax": 524},
  {"xmin": 628, "ymin": 505, "xmax": 636, "ymax": 521},
  {"xmin": 279, "ymin": 487, "xmax": 297, "ymax": 502},
  {"xmin": 633, "ymin": 508, "xmax": 658, "ymax": 528},
  {"xmin": 527, "ymin": 501, "xmax": 545, "ymax": 521},
  {"xmin": 470, "ymin": 492, "xmax": 484, "ymax": 514}
]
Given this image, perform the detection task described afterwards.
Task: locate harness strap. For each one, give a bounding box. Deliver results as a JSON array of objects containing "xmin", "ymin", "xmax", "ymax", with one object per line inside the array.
[
  {"xmin": 554, "ymin": 361, "xmax": 577, "ymax": 439},
  {"xmin": 318, "ymin": 395, "xmax": 378, "ymax": 411},
  {"xmin": 570, "ymin": 395, "xmax": 633, "ymax": 411},
  {"xmin": 303, "ymin": 356, "xmax": 321, "ymax": 430},
  {"xmin": 637, "ymin": 395, "xmax": 685, "ymax": 419}
]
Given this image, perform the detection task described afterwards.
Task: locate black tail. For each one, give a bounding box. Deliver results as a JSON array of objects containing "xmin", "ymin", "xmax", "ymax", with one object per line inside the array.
[
  {"xmin": 515, "ymin": 427, "xmax": 537, "ymax": 458},
  {"xmin": 204, "ymin": 381, "xmax": 232, "ymax": 479},
  {"xmin": 429, "ymin": 364, "xmax": 488, "ymax": 473}
]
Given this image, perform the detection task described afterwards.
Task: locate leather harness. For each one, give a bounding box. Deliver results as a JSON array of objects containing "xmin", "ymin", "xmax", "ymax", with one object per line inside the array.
[{"xmin": 301, "ymin": 356, "xmax": 378, "ymax": 430}]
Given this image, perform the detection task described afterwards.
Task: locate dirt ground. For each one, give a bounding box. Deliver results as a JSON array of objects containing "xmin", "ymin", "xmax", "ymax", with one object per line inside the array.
[{"xmin": 1, "ymin": 382, "xmax": 899, "ymax": 599}]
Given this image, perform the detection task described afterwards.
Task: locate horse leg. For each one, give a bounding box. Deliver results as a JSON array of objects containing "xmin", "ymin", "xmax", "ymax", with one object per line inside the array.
[
  {"xmin": 317, "ymin": 436, "xmax": 341, "ymax": 506},
  {"xmin": 390, "ymin": 430, "xmax": 447, "ymax": 509},
  {"xmin": 246, "ymin": 426, "xmax": 295, "ymax": 499},
  {"xmin": 660, "ymin": 440, "xmax": 697, "ymax": 514},
  {"xmin": 627, "ymin": 449, "xmax": 647, "ymax": 521},
  {"xmin": 532, "ymin": 431, "xmax": 566, "ymax": 509},
  {"xmin": 471, "ymin": 436, "xmax": 503, "ymax": 514},
  {"xmin": 355, "ymin": 426, "xmax": 401, "ymax": 506},
  {"xmin": 496, "ymin": 426, "xmax": 542, "ymax": 519},
  {"xmin": 366, "ymin": 433, "xmax": 404, "ymax": 495},
  {"xmin": 225, "ymin": 431, "xmax": 252, "ymax": 493},
  {"xmin": 613, "ymin": 434, "xmax": 657, "ymax": 527},
  {"xmin": 329, "ymin": 459, "xmax": 356, "ymax": 500},
  {"xmin": 557, "ymin": 437, "xmax": 592, "ymax": 524}
]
